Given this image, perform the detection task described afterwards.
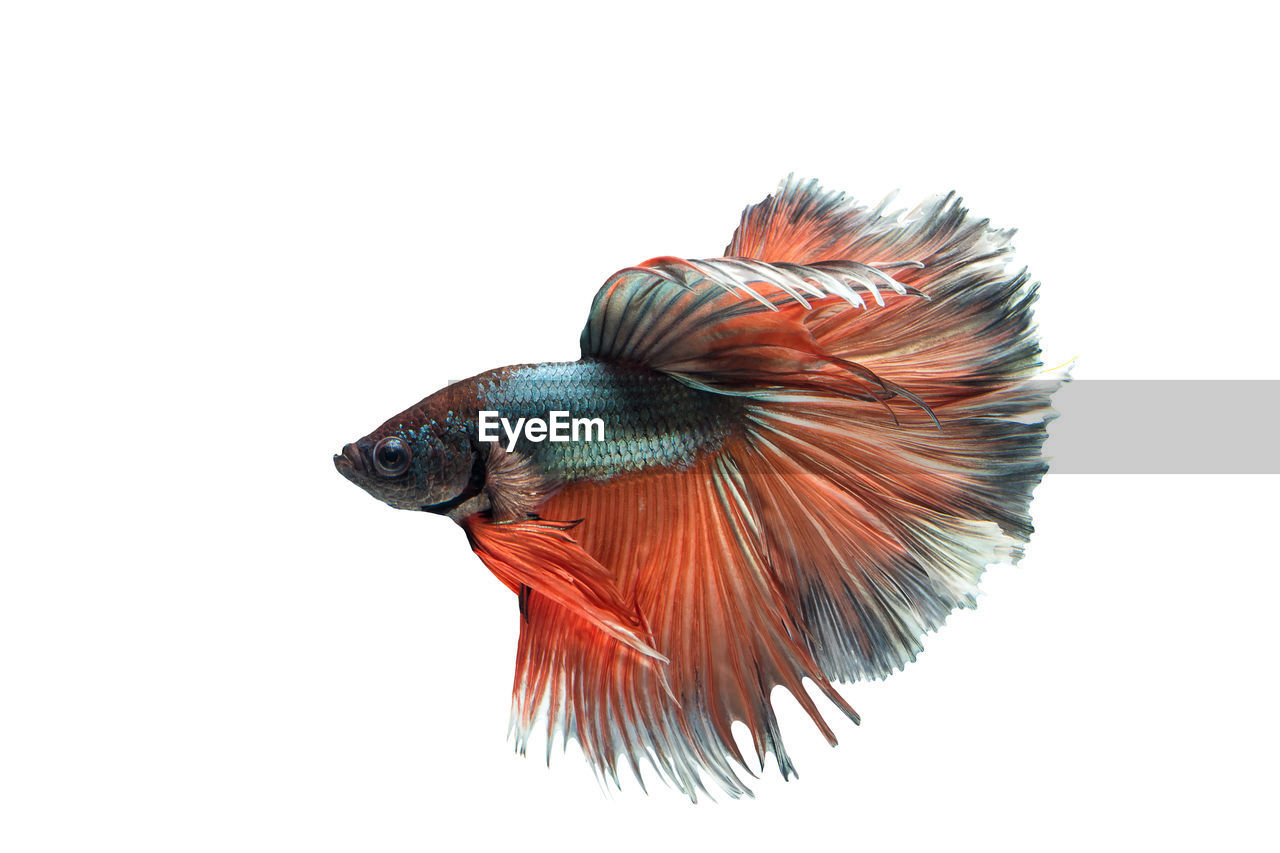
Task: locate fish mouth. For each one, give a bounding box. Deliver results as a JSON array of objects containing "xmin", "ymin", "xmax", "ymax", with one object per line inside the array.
[{"xmin": 334, "ymin": 443, "xmax": 365, "ymax": 478}]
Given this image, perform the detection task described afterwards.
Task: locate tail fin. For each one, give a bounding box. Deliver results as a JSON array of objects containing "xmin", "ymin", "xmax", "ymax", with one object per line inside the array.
[{"xmin": 719, "ymin": 180, "xmax": 1063, "ymax": 679}]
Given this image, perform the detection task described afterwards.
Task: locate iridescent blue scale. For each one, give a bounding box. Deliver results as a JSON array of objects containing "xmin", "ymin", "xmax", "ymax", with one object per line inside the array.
[{"xmin": 476, "ymin": 359, "xmax": 741, "ymax": 481}]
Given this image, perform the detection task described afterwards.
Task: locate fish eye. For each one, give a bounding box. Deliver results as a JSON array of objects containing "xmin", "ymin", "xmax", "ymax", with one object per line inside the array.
[{"xmin": 372, "ymin": 436, "xmax": 411, "ymax": 477}]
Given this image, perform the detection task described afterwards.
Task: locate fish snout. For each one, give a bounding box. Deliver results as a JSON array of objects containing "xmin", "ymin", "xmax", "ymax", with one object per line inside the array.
[{"xmin": 334, "ymin": 442, "xmax": 366, "ymax": 476}]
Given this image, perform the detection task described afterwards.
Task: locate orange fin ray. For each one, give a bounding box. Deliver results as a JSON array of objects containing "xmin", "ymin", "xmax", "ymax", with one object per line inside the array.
[
  {"xmin": 464, "ymin": 516, "xmax": 665, "ymax": 662},
  {"xmin": 512, "ymin": 459, "xmax": 861, "ymax": 800}
]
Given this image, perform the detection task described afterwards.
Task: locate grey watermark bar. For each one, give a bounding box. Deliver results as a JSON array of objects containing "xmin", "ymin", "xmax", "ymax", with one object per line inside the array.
[{"xmin": 1045, "ymin": 380, "xmax": 1280, "ymax": 474}]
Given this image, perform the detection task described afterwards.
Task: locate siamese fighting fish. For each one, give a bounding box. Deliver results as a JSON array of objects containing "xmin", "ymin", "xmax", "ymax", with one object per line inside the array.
[{"xmin": 334, "ymin": 178, "xmax": 1062, "ymax": 799}]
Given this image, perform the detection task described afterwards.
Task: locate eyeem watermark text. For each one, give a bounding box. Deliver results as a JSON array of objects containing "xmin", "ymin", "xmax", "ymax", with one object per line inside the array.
[{"xmin": 478, "ymin": 410, "xmax": 605, "ymax": 452}]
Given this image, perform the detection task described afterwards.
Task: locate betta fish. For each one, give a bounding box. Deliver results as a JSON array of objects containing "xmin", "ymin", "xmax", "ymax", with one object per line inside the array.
[{"xmin": 334, "ymin": 177, "xmax": 1062, "ymax": 799}]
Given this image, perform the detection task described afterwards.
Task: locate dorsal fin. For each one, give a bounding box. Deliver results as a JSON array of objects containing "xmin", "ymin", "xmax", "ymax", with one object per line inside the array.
[{"xmin": 724, "ymin": 175, "xmax": 893, "ymax": 263}]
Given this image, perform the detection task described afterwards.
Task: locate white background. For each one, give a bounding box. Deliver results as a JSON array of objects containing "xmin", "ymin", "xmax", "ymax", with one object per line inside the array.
[{"xmin": 2, "ymin": 2, "xmax": 1277, "ymax": 851}]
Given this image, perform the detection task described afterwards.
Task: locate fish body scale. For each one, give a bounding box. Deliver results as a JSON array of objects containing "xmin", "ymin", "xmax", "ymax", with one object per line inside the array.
[{"xmin": 476, "ymin": 360, "xmax": 741, "ymax": 481}]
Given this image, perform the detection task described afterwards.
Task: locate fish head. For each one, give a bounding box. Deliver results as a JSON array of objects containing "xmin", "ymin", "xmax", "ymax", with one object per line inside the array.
[{"xmin": 334, "ymin": 389, "xmax": 480, "ymax": 512}]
